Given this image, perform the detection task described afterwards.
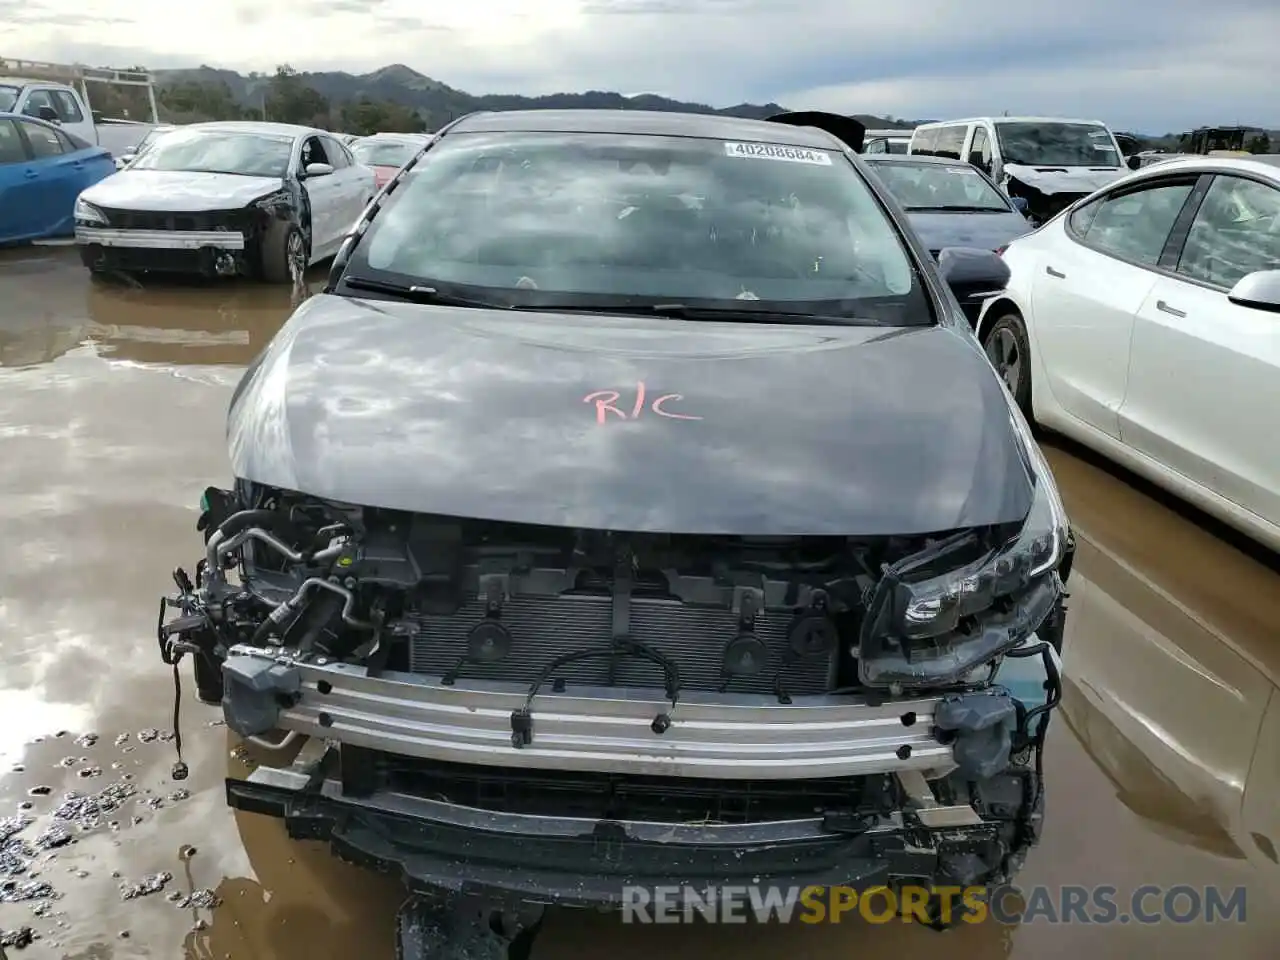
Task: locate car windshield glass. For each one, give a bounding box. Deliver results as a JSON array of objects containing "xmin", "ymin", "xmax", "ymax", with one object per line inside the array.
[
  {"xmin": 135, "ymin": 128, "xmax": 168, "ymax": 153},
  {"xmin": 129, "ymin": 129, "xmax": 293, "ymax": 177},
  {"xmin": 995, "ymin": 122, "xmax": 1121, "ymax": 168},
  {"xmin": 349, "ymin": 130, "xmax": 929, "ymax": 325},
  {"xmin": 868, "ymin": 160, "xmax": 1009, "ymax": 211},
  {"xmin": 353, "ymin": 139, "xmax": 422, "ymax": 167},
  {"xmin": 0, "ymin": 86, "xmax": 18, "ymax": 112}
]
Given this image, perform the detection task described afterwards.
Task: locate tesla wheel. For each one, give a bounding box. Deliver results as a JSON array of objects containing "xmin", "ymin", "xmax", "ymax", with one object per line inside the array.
[
  {"xmin": 261, "ymin": 223, "xmax": 308, "ymax": 285},
  {"xmin": 982, "ymin": 310, "xmax": 1032, "ymax": 416}
]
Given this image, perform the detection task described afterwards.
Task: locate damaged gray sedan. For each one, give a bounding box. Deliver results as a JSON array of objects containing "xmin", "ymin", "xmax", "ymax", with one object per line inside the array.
[{"xmin": 156, "ymin": 108, "xmax": 1074, "ymax": 956}]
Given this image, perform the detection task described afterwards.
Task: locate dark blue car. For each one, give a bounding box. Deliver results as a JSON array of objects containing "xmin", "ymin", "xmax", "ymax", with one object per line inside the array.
[
  {"xmin": 863, "ymin": 153, "xmax": 1033, "ymax": 325},
  {"xmin": 0, "ymin": 112, "xmax": 116, "ymax": 245}
]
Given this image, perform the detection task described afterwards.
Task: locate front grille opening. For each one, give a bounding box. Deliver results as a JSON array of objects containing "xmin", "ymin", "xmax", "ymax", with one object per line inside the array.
[{"xmin": 369, "ymin": 754, "xmax": 884, "ymax": 824}]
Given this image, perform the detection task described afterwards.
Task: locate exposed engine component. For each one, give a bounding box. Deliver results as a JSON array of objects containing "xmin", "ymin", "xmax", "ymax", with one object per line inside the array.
[{"xmin": 159, "ymin": 482, "xmax": 1065, "ymax": 706}]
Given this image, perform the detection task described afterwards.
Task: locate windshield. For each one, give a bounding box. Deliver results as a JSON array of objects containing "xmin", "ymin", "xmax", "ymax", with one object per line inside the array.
[
  {"xmin": 349, "ymin": 131, "xmax": 929, "ymax": 325},
  {"xmin": 133, "ymin": 127, "xmax": 169, "ymax": 155},
  {"xmin": 995, "ymin": 121, "xmax": 1121, "ymax": 168},
  {"xmin": 0, "ymin": 85, "xmax": 17, "ymax": 112},
  {"xmin": 129, "ymin": 129, "xmax": 294, "ymax": 177},
  {"xmin": 867, "ymin": 160, "xmax": 1010, "ymax": 211},
  {"xmin": 353, "ymin": 139, "xmax": 423, "ymax": 168}
]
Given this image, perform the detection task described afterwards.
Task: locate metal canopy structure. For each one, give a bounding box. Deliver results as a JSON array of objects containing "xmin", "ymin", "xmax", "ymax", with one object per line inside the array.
[{"xmin": 0, "ymin": 56, "xmax": 159, "ymax": 123}]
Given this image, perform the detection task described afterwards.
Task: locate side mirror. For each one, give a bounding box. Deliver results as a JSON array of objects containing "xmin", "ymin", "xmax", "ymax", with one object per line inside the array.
[
  {"xmin": 304, "ymin": 162, "xmax": 334, "ymax": 177},
  {"xmin": 36, "ymin": 105, "xmax": 59, "ymax": 123},
  {"xmin": 1127, "ymin": 155, "xmax": 1142, "ymax": 171},
  {"xmin": 937, "ymin": 247, "xmax": 1011, "ymax": 302},
  {"xmin": 1227, "ymin": 270, "xmax": 1280, "ymax": 313},
  {"xmin": 1009, "ymin": 196, "xmax": 1029, "ymax": 215},
  {"xmin": 91, "ymin": 110, "xmax": 104, "ymax": 124}
]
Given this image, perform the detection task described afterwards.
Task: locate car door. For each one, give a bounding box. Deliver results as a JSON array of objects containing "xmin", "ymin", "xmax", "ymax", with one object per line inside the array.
[
  {"xmin": 14, "ymin": 118, "xmax": 89, "ymax": 236},
  {"xmin": 0, "ymin": 118, "xmax": 39, "ymax": 242},
  {"xmin": 1120, "ymin": 172, "xmax": 1280, "ymax": 524},
  {"xmin": 320, "ymin": 135, "xmax": 369, "ymax": 230},
  {"xmin": 47, "ymin": 88, "xmax": 96, "ymax": 146},
  {"xmin": 1027, "ymin": 174, "xmax": 1200, "ymax": 438},
  {"xmin": 967, "ymin": 126, "xmax": 994, "ymax": 178},
  {"xmin": 298, "ymin": 134, "xmax": 343, "ymax": 258}
]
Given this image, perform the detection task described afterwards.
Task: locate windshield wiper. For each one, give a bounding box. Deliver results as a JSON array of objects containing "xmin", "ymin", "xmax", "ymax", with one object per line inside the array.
[
  {"xmin": 342, "ymin": 275, "xmax": 511, "ymax": 310},
  {"xmin": 543, "ymin": 303, "xmax": 881, "ymax": 326},
  {"xmin": 903, "ymin": 205, "xmax": 1008, "ymax": 213}
]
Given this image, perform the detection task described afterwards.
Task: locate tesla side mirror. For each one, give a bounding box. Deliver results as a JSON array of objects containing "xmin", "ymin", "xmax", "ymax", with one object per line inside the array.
[
  {"xmin": 1127, "ymin": 155, "xmax": 1142, "ymax": 170},
  {"xmin": 1227, "ymin": 270, "xmax": 1280, "ymax": 313},
  {"xmin": 304, "ymin": 162, "xmax": 334, "ymax": 177},
  {"xmin": 1009, "ymin": 196, "xmax": 1029, "ymax": 215},
  {"xmin": 92, "ymin": 110, "xmax": 104, "ymax": 124},
  {"xmin": 937, "ymin": 247, "xmax": 1011, "ymax": 301},
  {"xmin": 36, "ymin": 105, "xmax": 59, "ymax": 123}
]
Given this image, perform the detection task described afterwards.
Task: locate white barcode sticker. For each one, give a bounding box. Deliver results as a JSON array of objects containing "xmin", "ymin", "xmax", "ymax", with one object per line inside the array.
[{"xmin": 723, "ymin": 142, "xmax": 833, "ymax": 165}]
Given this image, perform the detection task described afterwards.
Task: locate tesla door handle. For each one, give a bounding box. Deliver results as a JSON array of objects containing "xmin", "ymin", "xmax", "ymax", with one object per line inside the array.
[
  {"xmin": 24, "ymin": 169, "xmax": 38, "ymax": 179},
  {"xmin": 1156, "ymin": 300, "xmax": 1186, "ymax": 318},
  {"xmin": 1045, "ymin": 266, "xmax": 1066, "ymax": 278}
]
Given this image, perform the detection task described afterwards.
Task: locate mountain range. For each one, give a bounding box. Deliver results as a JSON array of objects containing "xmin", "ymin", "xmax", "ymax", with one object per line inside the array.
[{"xmin": 153, "ymin": 62, "xmax": 919, "ymax": 131}]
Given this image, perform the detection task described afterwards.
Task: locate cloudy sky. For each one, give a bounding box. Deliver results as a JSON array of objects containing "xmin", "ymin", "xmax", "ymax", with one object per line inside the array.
[{"xmin": 2, "ymin": 0, "xmax": 1276, "ymax": 133}]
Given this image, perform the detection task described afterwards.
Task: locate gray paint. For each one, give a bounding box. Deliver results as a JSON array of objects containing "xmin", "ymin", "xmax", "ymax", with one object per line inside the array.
[{"xmin": 225, "ymin": 293, "xmax": 1033, "ymax": 537}]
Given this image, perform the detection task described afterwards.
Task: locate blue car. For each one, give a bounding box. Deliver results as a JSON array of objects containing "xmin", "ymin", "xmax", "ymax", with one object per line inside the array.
[{"xmin": 0, "ymin": 112, "xmax": 116, "ymax": 245}]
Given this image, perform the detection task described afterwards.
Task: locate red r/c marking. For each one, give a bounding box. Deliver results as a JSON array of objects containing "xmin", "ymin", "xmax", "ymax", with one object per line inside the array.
[
  {"xmin": 652, "ymin": 394, "xmax": 700, "ymax": 419},
  {"xmin": 583, "ymin": 382, "xmax": 702, "ymax": 424}
]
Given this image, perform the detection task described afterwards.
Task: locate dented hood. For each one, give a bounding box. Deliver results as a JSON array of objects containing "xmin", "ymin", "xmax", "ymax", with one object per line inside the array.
[
  {"xmin": 81, "ymin": 169, "xmax": 285, "ymax": 212},
  {"xmin": 226, "ymin": 294, "xmax": 1033, "ymax": 536},
  {"xmin": 1003, "ymin": 163, "xmax": 1126, "ymax": 196}
]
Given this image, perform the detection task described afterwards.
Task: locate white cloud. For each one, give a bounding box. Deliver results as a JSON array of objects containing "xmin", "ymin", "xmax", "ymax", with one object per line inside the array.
[{"xmin": 1, "ymin": 0, "xmax": 1276, "ymax": 132}]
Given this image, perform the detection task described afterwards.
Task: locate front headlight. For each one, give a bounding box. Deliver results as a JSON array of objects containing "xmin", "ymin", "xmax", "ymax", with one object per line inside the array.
[
  {"xmin": 858, "ymin": 410, "xmax": 1070, "ymax": 690},
  {"xmin": 74, "ymin": 197, "xmax": 107, "ymax": 226}
]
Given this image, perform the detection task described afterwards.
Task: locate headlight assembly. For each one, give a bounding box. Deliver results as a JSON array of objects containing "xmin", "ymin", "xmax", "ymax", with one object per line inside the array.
[
  {"xmin": 73, "ymin": 197, "xmax": 107, "ymax": 226},
  {"xmin": 858, "ymin": 411, "xmax": 1070, "ymax": 690}
]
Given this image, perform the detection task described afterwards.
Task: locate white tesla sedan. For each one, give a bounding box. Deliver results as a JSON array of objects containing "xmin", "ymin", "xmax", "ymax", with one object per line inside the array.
[{"xmin": 976, "ymin": 155, "xmax": 1280, "ymax": 552}]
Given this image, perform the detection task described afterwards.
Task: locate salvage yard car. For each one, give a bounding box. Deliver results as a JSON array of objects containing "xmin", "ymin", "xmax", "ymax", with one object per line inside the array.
[
  {"xmin": 350, "ymin": 131, "xmax": 431, "ymax": 188},
  {"xmin": 73, "ymin": 121, "xmax": 377, "ymax": 282},
  {"xmin": 910, "ymin": 117, "xmax": 1128, "ymax": 224},
  {"xmin": 156, "ymin": 108, "xmax": 1073, "ymax": 956},
  {"xmin": 0, "ymin": 111, "xmax": 116, "ymax": 244},
  {"xmin": 977, "ymin": 154, "xmax": 1280, "ymax": 553},
  {"xmin": 863, "ymin": 153, "xmax": 1032, "ymax": 323}
]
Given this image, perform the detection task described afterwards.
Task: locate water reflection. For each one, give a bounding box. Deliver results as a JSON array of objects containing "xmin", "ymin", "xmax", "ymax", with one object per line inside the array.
[{"xmin": 0, "ymin": 249, "xmax": 310, "ymax": 369}]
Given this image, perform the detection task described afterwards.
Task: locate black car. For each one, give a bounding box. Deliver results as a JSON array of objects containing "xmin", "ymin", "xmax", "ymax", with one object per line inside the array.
[
  {"xmin": 863, "ymin": 154, "xmax": 1033, "ymax": 324},
  {"xmin": 157, "ymin": 109, "xmax": 1072, "ymax": 957}
]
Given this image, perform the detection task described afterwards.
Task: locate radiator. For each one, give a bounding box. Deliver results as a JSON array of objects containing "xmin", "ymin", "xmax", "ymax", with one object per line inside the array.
[{"xmin": 406, "ymin": 593, "xmax": 837, "ymax": 696}]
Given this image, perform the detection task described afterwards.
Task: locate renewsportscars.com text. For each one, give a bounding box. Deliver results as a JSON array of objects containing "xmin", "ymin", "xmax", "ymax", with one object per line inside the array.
[{"xmin": 620, "ymin": 884, "xmax": 1248, "ymax": 925}]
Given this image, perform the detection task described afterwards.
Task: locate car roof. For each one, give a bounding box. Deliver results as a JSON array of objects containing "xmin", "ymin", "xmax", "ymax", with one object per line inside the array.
[
  {"xmin": 446, "ymin": 109, "xmax": 847, "ymax": 150},
  {"xmin": 181, "ymin": 120, "xmax": 318, "ymax": 139},
  {"xmin": 0, "ymin": 110, "xmax": 55, "ymax": 127},
  {"xmin": 863, "ymin": 153, "xmax": 970, "ymax": 166},
  {"xmin": 1124, "ymin": 154, "xmax": 1280, "ymax": 180},
  {"xmin": 0, "ymin": 77, "xmax": 62, "ymax": 87},
  {"xmin": 915, "ymin": 116, "xmax": 1111, "ymax": 127},
  {"xmin": 358, "ymin": 132, "xmax": 431, "ymax": 142}
]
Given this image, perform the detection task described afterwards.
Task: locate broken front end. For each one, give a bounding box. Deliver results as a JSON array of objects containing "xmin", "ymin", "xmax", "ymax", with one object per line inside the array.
[{"xmin": 158, "ymin": 473, "xmax": 1071, "ymax": 922}]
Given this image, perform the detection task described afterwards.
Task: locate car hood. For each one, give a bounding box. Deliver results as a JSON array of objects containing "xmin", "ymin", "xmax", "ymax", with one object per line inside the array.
[
  {"xmin": 80, "ymin": 170, "xmax": 285, "ymax": 212},
  {"xmin": 227, "ymin": 294, "xmax": 1034, "ymax": 536},
  {"xmin": 1003, "ymin": 163, "xmax": 1126, "ymax": 196},
  {"xmin": 905, "ymin": 210, "xmax": 1033, "ymax": 254}
]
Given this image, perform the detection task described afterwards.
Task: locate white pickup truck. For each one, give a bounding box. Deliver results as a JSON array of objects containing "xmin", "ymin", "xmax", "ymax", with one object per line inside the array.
[{"xmin": 0, "ymin": 58, "xmax": 161, "ymax": 160}]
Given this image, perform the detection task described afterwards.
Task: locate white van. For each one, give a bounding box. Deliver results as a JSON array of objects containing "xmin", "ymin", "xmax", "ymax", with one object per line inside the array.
[{"xmin": 907, "ymin": 116, "xmax": 1128, "ymax": 222}]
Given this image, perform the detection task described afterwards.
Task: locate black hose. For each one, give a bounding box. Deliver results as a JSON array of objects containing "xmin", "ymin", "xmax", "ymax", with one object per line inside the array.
[{"xmin": 212, "ymin": 509, "xmax": 298, "ymax": 543}]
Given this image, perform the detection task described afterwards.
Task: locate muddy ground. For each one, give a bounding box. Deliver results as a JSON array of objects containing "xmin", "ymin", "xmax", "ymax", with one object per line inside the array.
[{"xmin": 1, "ymin": 245, "xmax": 1278, "ymax": 958}]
